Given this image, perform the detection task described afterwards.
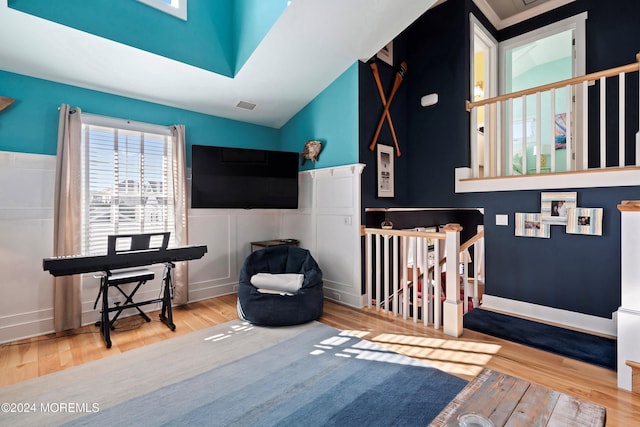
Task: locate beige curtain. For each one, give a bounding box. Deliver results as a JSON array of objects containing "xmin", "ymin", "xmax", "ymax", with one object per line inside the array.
[
  {"xmin": 170, "ymin": 124, "xmax": 189, "ymax": 304},
  {"xmin": 53, "ymin": 105, "xmax": 83, "ymax": 331}
]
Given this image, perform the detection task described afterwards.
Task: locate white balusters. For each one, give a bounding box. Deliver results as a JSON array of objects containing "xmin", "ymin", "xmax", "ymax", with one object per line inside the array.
[
  {"xmin": 363, "ymin": 225, "xmax": 475, "ymax": 338},
  {"xmin": 466, "ymin": 54, "xmax": 639, "ymax": 177},
  {"xmin": 619, "ymin": 72, "xmax": 626, "ymax": 167},
  {"xmin": 600, "ymin": 76, "xmax": 607, "ymax": 168}
]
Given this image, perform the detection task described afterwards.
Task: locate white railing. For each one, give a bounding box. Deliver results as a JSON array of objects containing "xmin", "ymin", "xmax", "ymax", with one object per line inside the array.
[
  {"xmin": 467, "ymin": 53, "xmax": 640, "ymax": 178},
  {"xmin": 363, "ymin": 224, "xmax": 485, "ymax": 337}
]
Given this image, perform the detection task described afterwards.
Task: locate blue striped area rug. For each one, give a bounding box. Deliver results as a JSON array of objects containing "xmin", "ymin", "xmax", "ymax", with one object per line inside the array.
[
  {"xmin": 464, "ymin": 308, "xmax": 616, "ymax": 370},
  {"xmin": 3, "ymin": 320, "xmax": 466, "ymax": 426}
]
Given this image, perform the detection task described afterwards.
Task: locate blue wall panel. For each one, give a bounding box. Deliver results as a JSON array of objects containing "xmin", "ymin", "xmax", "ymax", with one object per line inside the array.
[
  {"xmin": 280, "ymin": 63, "xmax": 359, "ymax": 170},
  {"xmin": 0, "ymin": 70, "xmax": 279, "ymax": 164},
  {"xmin": 9, "ymin": 0, "xmax": 236, "ymax": 76},
  {"xmin": 233, "ymin": 0, "xmax": 289, "ymax": 73}
]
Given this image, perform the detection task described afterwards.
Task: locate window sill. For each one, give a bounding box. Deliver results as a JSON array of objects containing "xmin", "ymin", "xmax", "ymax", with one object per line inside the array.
[{"xmin": 455, "ymin": 166, "xmax": 640, "ymax": 193}]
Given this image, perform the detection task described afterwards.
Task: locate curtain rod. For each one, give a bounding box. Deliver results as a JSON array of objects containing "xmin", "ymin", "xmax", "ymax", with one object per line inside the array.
[{"xmin": 57, "ymin": 106, "xmax": 178, "ymax": 132}]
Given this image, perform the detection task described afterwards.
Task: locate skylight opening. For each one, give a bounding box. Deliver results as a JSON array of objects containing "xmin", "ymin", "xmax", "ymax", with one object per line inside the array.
[{"xmin": 137, "ymin": 0, "xmax": 187, "ymax": 21}]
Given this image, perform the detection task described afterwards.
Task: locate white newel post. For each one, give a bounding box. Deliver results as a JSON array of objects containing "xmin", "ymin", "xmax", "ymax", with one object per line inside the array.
[
  {"xmin": 617, "ymin": 201, "xmax": 640, "ymax": 390},
  {"xmin": 443, "ymin": 223, "xmax": 463, "ymax": 337}
]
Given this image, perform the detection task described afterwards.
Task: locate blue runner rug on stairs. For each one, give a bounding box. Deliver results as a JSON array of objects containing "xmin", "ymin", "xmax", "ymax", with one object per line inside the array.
[{"xmin": 464, "ymin": 308, "xmax": 617, "ymax": 371}]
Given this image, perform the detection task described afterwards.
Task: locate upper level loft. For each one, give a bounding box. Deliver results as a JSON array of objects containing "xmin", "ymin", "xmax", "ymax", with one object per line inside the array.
[{"xmin": 458, "ymin": 52, "xmax": 640, "ymax": 193}]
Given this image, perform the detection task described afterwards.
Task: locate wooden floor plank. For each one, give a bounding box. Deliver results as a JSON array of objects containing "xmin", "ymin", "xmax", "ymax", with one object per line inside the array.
[
  {"xmin": 509, "ymin": 383, "xmax": 559, "ymax": 426},
  {"xmin": 0, "ymin": 295, "xmax": 638, "ymax": 424}
]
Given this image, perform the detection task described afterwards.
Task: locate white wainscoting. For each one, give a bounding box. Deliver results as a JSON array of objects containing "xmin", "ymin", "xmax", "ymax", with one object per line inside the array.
[
  {"xmin": 0, "ymin": 152, "xmax": 366, "ymax": 344},
  {"xmin": 617, "ymin": 208, "xmax": 640, "ymax": 390},
  {"xmin": 187, "ymin": 208, "xmax": 282, "ymax": 302},
  {"xmin": 0, "ymin": 152, "xmax": 56, "ymax": 343},
  {"xmin": 285, "ymin": 164, "xmax": 366, "ymax": 308}
]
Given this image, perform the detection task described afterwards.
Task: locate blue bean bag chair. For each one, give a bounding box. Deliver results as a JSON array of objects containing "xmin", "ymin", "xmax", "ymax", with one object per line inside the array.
[{"xmin": 237, "ymin": 245, "xmax": 323, "ymax": 326}]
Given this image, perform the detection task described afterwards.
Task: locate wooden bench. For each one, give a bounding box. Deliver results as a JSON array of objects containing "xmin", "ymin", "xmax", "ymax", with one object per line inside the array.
[{"xmin": 429, "ymin": 368, "xmax": 606, "ymax": 426}]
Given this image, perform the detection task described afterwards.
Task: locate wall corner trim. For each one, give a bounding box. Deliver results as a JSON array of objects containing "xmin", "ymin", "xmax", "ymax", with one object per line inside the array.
[{"xmin": 455, "ymin": 167, "xmax": 640, "ymax": 193}]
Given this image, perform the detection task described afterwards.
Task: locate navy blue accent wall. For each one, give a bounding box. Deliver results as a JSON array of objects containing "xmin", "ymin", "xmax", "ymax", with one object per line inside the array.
[
  {"xmin": 405, "ymin": 0, "xmax": 471, "ymax": 206},
  {"xmin": 359, "ymin": 31, "xmax": 410, "ymax": 212},
  {"xmin": 360, "ymin": 0, "xmax": 640, "ymax": 319}
]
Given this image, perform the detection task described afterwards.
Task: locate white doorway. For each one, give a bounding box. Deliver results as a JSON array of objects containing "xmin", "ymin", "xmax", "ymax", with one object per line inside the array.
[
  {"xmin": 470, "ymin": 14, "xmax": 498, "ymax": 177},
  {"xmin": 499, "ymin": 13, "xmax": 587, "ymax": 173}
]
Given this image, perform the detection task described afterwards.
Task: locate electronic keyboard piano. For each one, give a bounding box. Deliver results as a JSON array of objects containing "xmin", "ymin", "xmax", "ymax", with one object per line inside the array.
[
  {"xmin": 43, "ymin": 244, "xmax": 207, "ymax": 277},
  {"xmin": 43, "ymin": 244, "xmax": 207, "ymax": 348}
]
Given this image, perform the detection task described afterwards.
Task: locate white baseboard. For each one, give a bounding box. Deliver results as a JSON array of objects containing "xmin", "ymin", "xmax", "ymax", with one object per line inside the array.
[
  {"xmin": 323, "ymin": 288, "xmax": 364, "ymax": 309},
  {"xmin": 189, "ymin": 282, "xmax": 237, "ymax": 303},
  {"xmin": 481, "ymin": 294, "xmax": 616, "ymax": 337},
  {"xmin": 0, "ymin": 310, "xmax": 54, "ymax": 344}
]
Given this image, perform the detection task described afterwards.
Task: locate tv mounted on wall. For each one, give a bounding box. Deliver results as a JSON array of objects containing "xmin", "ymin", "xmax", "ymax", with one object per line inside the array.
[{"xmin": 191, "ymin": 145, "xmax": 299, "ymax": 209}]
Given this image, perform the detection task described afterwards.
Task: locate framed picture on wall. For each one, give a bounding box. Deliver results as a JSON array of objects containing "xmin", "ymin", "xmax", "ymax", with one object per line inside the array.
[
  {"xmin": 566, "ymin": 207, "xmax": 603, "ymax": 236},
  {"xmin": 377, "ymin": 144, "xmax": 394, "ymax": 198},
  {"xmin": 515, "ymin": 213, "xmax": 550, "ymax": 238},
  {"xmin": 541, "ymin": 191, "xmax": 577, "ymax": 225},
  {"xmin": 376, "ymin": 41, "xmax": 393, "ymax": 67}
]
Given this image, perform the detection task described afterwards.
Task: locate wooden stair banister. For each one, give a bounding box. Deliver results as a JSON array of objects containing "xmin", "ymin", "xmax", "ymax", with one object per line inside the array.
[
  {"xmin": 384, "ymin": 228, "xmax": 484, "ymax": 306},
  {"xmin": 466, "ymin": 52, "xmax": 640, "ymax": 112},
  {"xmin": 428, "ymin": 228, "xmax": 485, "ymax": 275},
  {"xmin": 626, "ymin": 360, "xmax": 640, "ymax": 394}
]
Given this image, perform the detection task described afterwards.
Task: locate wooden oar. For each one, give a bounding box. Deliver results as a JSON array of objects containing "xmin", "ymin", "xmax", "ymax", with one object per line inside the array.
[{"xmin": 0, "ymin": 96, "xmax": 15, "ymax": 111}]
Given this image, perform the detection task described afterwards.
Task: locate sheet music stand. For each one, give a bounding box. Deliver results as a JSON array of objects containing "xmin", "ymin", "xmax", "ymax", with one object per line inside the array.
[{"xmin": 95, "ymin": 232, "xmax": 176, "ymax": 348}]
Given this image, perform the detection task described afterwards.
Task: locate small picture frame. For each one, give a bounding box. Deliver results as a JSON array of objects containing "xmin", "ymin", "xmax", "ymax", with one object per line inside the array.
[
  {"xmin": 541, "ymin": 191, "xmax": 577, "ymax": 225},
  {"xmin": 566, "ymin": 208, "xmax": 603, "ymax": 236},
  {"xmin": 515, "ymin": 213, "xmax": 550, "ymax": 238},
  {"xmin": 377, "ymin": 144, "xmax": 394, "ymax": 198},
  {"xmin": 376, "ymin": 41, "xmax": 393, "ymax": 67}
]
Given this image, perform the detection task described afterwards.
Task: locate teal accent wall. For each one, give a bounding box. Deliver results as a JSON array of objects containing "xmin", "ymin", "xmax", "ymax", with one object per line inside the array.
[
  {"xmin": 0, "ymin": 70, "xmax": 279, "ymax": 164},
  {"xmin": 9, "ymin": 0, "xmax": 236, "ymax": 76},
  {"xmin": 280, "ymin": 63, "xmax": 359, "ymax": 170},
  {"xmin": 234, "ymin": 0, "xmax": 289, "ymax": 74}
]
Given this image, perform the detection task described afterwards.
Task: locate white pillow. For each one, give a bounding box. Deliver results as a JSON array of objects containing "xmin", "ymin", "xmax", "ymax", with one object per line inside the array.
[
  {"xmin": 250, "ymin": 273, "xmax": 304, "ymax": 293},
  {"xmin": 256, "ymin": 288, "xmax": 294, "ymax": 296}
]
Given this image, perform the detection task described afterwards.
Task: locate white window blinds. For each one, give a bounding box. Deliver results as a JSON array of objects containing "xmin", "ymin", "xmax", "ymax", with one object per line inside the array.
[{"xmin": 80, "ymin": 116, "xmax": 175, "ymax": 255}]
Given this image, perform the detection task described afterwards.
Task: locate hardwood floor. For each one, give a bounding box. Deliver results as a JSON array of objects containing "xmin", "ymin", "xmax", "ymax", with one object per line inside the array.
[{"xmin": 1, "ymin": 294, "xmax": 638, "ymax": 424}]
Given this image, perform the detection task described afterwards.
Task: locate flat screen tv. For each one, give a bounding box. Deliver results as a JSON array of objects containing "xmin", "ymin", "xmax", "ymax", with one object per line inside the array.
[{"xmin": 191, "ymin": 145, "xmax": 299, "ymax": 209}]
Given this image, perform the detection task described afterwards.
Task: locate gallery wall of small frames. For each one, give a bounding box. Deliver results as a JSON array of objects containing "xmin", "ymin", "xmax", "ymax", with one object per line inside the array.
[{"xmin": 515, "ymin": 192, "xmax": 603, "ymax": 238}]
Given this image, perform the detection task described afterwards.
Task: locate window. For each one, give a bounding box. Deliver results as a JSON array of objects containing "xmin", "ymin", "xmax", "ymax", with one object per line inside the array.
[
  {"xmin": 80, "ymin": 114, "xmax": 176, "ymax": 255},
  {"xmin": 137, "ymin": 0, "xmax": 187, "ymax": 20}
]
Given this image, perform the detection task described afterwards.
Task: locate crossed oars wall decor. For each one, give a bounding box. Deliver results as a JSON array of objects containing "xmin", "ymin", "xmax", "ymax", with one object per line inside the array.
[
  {"xmin": 369, "ymin": 60, "xmax": 407, "ymax": 157},
  {"xmin": 0, "ymin": 96, "xmax": 15, "ymax": 112}
]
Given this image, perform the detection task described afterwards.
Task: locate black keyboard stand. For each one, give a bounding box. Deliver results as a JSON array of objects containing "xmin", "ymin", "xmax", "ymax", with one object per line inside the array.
[
  {"xmin": 159, "ymin": 262, "xmax": 176, "ymax": 332},
  {"xmin": 95, "ymin": 262, "xmax": 176, "ymax": 349},
  {"xmin": 42, "ymin": 233, "xmax": 208, "ymax": 349}
]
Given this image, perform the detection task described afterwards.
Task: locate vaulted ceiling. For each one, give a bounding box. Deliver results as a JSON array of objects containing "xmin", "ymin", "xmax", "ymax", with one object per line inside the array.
[{"xmin": 0, "ymin": 0, "xmax": 566, "ymax": 128}]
